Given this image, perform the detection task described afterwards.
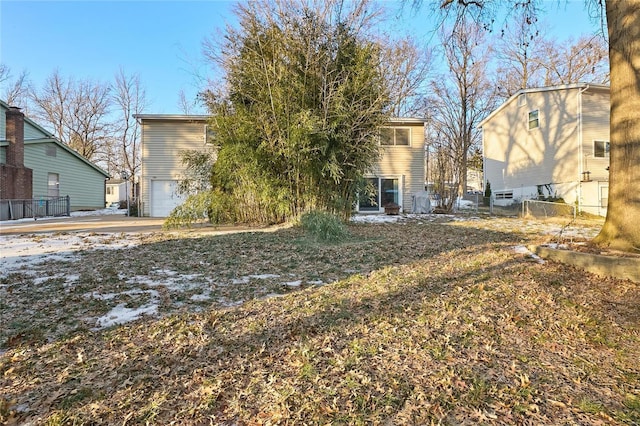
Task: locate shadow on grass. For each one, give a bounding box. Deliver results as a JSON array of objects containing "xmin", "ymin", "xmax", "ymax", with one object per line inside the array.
[{"xmin": 2, "ymin": 221, "xmax": 638, "ymax": 424}]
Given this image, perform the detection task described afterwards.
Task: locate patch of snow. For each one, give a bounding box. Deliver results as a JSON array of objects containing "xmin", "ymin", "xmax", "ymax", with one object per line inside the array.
[
  {"xmin": 94, "ymin": 302, "xmax": 159, "ymax": 329},
  {"xmin": 283, "ymin": 280, "xmax": 302, "ymax": 287},
  {"xmin": 86, "ymin": 288, "xmax": 160, "ymax": 301},
  {"xmin": 190, "ymin": 293, "xmax": 211, "ymax": 301},
  {"xmin": 350, "ymin": 214, "xmax": 404, "ymax": 224},
  {"xmin": 513, "ymin": 245, "xmax": 545, "ymax": 264},
  {"xmin": 250, "ymin": 274, "xmax": 281, "ymax": 279},
  {"xmin": 307, "ymin": 280, "xmax": 325, "ymax": 285},
  {"xmin": 0, "ymin": 208, "xmax": 127, "ymax": 225}
]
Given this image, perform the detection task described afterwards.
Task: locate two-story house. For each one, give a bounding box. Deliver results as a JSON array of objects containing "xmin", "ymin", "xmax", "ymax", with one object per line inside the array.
[
  {"xmin": 480, "ymin": 84, "xmax": 610, "ymax": 216},
  {"xmin": 135, "ymin": 114, "xmax": 426, "ymax": 217}
]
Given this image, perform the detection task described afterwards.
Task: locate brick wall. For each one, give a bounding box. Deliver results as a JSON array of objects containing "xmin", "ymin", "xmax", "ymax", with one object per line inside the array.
[{"xmin": 1, "ymin": 106, "xmax": 33, "ymax": 200}]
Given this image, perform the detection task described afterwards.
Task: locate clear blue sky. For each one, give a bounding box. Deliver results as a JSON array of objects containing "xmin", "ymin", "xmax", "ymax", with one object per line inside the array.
[{"xmin": 1, "ymin": 0, "xmax": 603, "ymax": 115}]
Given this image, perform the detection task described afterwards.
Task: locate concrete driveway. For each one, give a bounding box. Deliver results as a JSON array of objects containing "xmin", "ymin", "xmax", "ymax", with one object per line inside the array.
[{"xmin": 0, "ymin": 214, "xmax": 166, "ymax": 236}]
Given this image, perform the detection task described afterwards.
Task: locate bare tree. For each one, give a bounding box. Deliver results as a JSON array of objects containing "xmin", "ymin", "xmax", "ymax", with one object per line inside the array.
[
  {"xmin": 0, "ymin": 64, "xmax": 30, "ymax": 108},
  {"xmin": 379, "ymin": 37, "xmax": 433, "ymax": 116},
  {"xmin": 413, "ymin": 0, "xmax": 639, "ymax": 252},
  {"xmin": 538, "ymin": 34, "xmax": 609, "ymax": 85},
  {"xmin": 109, "ymin": 69, "xmax": 147, "ymax": 196},
  {"xmin": 29, "ymin": 70, "xmax": 111, "ymax": 160},
  {"xmin": 493, "ymin": 16, "xmax": 545, "ymax": 98},
  {"xmin": 428, "ymin": 19, "xmax": 496, "ymax": 205}
]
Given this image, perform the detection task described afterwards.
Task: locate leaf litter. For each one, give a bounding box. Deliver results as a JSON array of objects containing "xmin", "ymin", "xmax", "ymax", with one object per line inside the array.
[{"xmin": 1, "ymin": 214, "xmax": 638, "ymax": 425}]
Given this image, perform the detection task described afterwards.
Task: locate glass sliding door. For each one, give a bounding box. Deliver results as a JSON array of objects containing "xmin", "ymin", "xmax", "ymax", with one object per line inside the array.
[
  {"xmin": 358, "ymin": 177, "xmax": 379, "ymax": 211},
  {"xmin": 380, "ymin": 178, "xmax": 399, "ymax": 207},
  {"xmin": 358, "ymin": 177, "xmax": 400, "ymax": 212}
]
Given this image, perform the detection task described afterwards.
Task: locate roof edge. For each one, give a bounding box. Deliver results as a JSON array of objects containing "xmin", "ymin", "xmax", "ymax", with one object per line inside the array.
[
  {"xmin": 478, "ymin": 83, "xmax": 610, "ymax": 128},
  {"xmin": 134, "ymin": 114, "xmax": 210, "ymax": 121}
]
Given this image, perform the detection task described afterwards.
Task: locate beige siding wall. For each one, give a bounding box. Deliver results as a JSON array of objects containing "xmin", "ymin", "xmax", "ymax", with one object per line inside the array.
[
  {"xmin": 141, "ymin": 119, "xmax": 208, "ymax": 216},
  {"xmin": 370, "ymin": 124, "xmax": 425, "ymax": 211},
  {"xmin": 581, "ymin": 89, "xmax": 610, "ymax": 182},
  {"xmin": 483, "ymin": 88, "xmax": 581, "ymax": 198}
]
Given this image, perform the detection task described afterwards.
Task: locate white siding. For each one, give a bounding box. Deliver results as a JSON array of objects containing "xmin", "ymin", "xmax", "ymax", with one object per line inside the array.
[
  {"xmin": 483, "ymin": 88, "xmax": 581, "ymax": 198},
  {"xmin": 581, "ymin": 89, "xmax": 610, "ymax": 182},
  {"xmin": 140, "ymin": 117, "xmax": 425, "ymax": 216}
]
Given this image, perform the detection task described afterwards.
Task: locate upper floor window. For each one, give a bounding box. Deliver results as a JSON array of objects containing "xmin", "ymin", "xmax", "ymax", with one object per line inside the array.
[
  {"xmin": 46, "ymin": 145, "xmax": 57, "ymax": 157},
  {"xmin": 594, "ymin": 140, "xmax": 610, "ymax": 158},
  {"xmin": 528, "ymin": 110, "xmax": 539, "ymax": 130},
  {"xmin": 380, "ymin": 127, "xmax": 410, "ymax": 146},
  {"xmin": 204, "ymin": 124, "xmax": 216, "ymax": 145},
  {"xmin": 518, "ymin": 93, "xmax": 526, "ymax": 107}
]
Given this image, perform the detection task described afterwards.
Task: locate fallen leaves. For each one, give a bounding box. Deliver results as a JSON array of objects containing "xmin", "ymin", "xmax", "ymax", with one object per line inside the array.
[{"xmin": 1, "ymin": 216, "xmax": 639, "ymax": 424}]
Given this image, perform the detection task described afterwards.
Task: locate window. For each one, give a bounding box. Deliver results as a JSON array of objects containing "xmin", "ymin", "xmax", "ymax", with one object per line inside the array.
[
  {"xmin": 528, "ymin": 110, "xmax": 539, "ymax": 130},
  {"xmin": 518, "ymin": 93, "xmax": 526, "ymax": 107},
  {"xmin": 45, "ymin": 145, "xmax": 57, "ymax": 157},
  {"xmin": 594, "ymin": 140, "xmax": 610, "ymax": 158},
  {"xmin": 106, "ymin": 187, "xmax": 113, "ymax": 195},
  {"xmin": 380, "ymin": 128, "xmax": 410, "ymax": 146},
  {"xmin": 495, "ymin": 191, "xmax": 513, "ymax": 200},
  {"xmin": 600, "ymin": 186, "xmax": 609, "ymax": 208},
  {"xmin": 358, "ymin": 177, "xmax": 400, "ymax": 211},
  {"xmin": 204, "ymin": 124, "xmax": 216, "ymax": 145},
  {"xmin": 48, "ymin": 173, "xmax": 59, "ymax": 197}
]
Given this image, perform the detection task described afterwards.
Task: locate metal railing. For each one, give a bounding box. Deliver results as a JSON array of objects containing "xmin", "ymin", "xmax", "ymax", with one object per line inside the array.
[{"xmin": 0, "ymin": 196, "xmax": 71, "ymax": 221}]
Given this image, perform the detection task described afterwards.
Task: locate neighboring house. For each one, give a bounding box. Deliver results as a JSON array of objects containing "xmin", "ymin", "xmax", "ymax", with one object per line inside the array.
[
  {"xmin": 0, "ymin": 100, "xmax": 110, "ymax": 211},
  {"xmin": 479, "ymin": 84, "xmax": 610, "ymax": 216},
  {"xmin": 105, "ymin": 179, "xmax": 128, "ymax": 205},
  {"xmin": 136, "ymin": 114, "xmax": 426, "ymax": 217}
]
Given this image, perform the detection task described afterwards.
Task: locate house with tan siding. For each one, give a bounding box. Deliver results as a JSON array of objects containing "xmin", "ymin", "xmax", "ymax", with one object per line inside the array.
[
  {"xmin": 136, "ymin": 114, "xmax": 426, "ymax": 217},
  {"xmin": 479, "ymin": 84, "xmax": 610, "ymax": 216}
]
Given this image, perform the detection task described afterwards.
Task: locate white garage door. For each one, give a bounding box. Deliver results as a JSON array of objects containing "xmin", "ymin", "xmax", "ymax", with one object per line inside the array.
[{"xmin": 150, "ymin": 180, "xmax": 186, "ymax": 217}]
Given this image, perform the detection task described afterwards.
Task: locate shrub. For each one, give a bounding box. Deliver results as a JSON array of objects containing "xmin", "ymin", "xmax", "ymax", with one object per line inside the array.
[{"xmin": 299, "ymin": 211, "xmax": 350, "ymax": 243}]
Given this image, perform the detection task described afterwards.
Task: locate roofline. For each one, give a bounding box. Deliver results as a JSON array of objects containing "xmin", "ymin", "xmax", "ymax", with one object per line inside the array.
[
  {"xmin": 0, "ymin": 99, "xmax": 57, "ymax": 138},
  {"xmin": 2, "ymin": 137, "xmax": 110, "ymax": 178},
  {"xmin": 133, "ymin": 113, "xmax": 427, "ymax": 125},
  {"xmin": 387, "ymin": 117, "xmax": 427, "ymax": 125},
  {"xmin": 478, "ymin": 83, "xmax": 610, "ymax": 128},
  {"xmin": 134, "ymin": 114, "xmax": 210, "ymax": 122}
]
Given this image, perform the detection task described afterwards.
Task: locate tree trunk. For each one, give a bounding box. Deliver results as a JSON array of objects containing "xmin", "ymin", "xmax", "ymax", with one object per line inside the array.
[{"xmin": 593, "ymin": 0, "xmax": 640, "ymax": 252}]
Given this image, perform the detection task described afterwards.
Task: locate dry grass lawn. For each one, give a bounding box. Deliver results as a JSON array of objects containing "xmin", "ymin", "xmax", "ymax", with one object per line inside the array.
[{"xmin": 1, "ymin": 216, "xmax": 638, "ymax": 425}]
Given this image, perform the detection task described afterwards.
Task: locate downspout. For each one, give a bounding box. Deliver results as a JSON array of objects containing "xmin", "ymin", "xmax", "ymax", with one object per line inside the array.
[{"xmin": 577, "ymin": 84, "xmax": 590, "ymax": 214}]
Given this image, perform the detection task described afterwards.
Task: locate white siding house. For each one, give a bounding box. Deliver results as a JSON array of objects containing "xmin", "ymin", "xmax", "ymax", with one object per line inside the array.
[
  {"xmin": 136, "ymin": 114, "xmax": 426, "ymax": 217},
  {"xmin": 479, "ymin": 84, "xmax": 610, "ymax": 216}
]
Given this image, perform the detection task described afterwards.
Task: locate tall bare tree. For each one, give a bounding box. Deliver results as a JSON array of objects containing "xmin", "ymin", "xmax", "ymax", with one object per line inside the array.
[
  {"xmin": 538, "ymin": 34, "xmax": 609, "ymax": 85},
  {"xmin": 29, "ymin": 70, "xmax": 111, "ymax": 160},
  {"xmin": 109, "ymin": 68, "xmax": 147, "ymax": 196},
  {"xmin": 414, "ymin": 0, "xmax": 639, "ymax": 252},
  {"xmin": 428, "ymin": 19, "xmax": 496, "ymax": 202},
  {"xmin": 379, "ymin": 37, "xmax": 433, "ymax": 116},
  {"xmin": 493, "ymin": 16, "xmax": 545, "ymax": 98}
]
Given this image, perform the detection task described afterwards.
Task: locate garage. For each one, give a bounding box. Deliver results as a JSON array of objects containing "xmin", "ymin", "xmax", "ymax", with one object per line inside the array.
[{"xmin": 150, "ymin": 180, "xmax": 186, "ymax": 217}]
